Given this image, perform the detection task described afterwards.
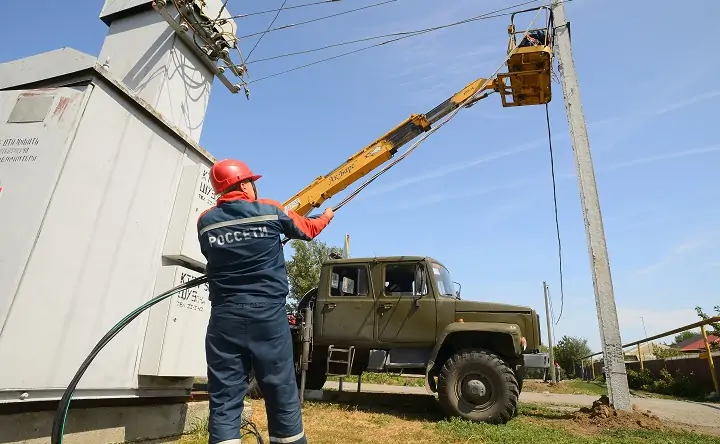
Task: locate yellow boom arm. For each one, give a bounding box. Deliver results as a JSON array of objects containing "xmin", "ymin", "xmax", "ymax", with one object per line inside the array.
[{"xmin": 282, "ymin": 77, "xmax": 499, "ymax": 216}]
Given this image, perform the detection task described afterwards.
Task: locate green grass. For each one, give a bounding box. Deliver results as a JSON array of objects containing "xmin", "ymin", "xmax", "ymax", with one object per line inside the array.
[
  {"xmin": 436, "ymin": 403, "xmax": 720, "ymax": 444},
  {"xmin": 326, "ymin": 372, "xmax": 426, "ymax": 387},
  {"xmin": 556, "ymin": 378, "xmax": 709, "ymax": 402},
  {"xmin": 178, "ymin": 400, "xmax": 720, "ymax": 444},
  {"xmin": 569, "ymin": 380, "xmax": 607, "ymax": 396}
]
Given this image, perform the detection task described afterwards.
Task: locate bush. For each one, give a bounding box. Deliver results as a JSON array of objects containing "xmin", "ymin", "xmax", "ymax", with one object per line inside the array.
[
  {"xmin": 626, "ymin": 368, "xmax": 653, "ymax": 390},
  {"xmin": 627, "ymin": 367, "xmax": 707, "ymax": 399}
]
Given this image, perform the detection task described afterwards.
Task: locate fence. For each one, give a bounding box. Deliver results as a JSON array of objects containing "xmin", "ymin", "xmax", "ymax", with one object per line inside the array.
[{"xmin": 580, "ymin": 316, "xmax": 720, "ymax": 394}]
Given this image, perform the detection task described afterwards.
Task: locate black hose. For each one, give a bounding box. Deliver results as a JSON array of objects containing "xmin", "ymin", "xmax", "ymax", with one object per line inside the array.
[{"xmin": 51, "ymin": 275, "xmax": 209, "ymax": 444}]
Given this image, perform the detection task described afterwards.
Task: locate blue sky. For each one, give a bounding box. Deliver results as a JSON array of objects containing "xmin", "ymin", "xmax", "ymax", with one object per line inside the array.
[{"xmin": 3, "ymin": 0, "xmax": 718, "ymax": 352}]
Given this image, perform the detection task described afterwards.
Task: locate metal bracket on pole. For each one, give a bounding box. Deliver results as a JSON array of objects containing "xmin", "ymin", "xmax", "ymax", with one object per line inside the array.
[{"xmin": 152, "ymin": 0, "xmax": 246, "ymax": 95}]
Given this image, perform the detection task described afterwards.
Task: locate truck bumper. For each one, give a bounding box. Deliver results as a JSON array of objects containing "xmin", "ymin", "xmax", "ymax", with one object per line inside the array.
[{"xmin": 523, "ymin": 352, "xmax": 550, "ymax": 369}]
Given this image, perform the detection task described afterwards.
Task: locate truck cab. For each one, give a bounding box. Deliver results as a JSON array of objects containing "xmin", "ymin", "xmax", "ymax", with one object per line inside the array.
[{"xmin": 287, "ymin": 255, "xmax": 544, "ymax": 424}]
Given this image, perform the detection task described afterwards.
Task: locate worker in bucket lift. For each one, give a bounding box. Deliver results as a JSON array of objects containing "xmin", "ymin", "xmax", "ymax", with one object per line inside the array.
[{"xmin": 197, "ymin": 159, "xmax": 334, "ymax": 444}]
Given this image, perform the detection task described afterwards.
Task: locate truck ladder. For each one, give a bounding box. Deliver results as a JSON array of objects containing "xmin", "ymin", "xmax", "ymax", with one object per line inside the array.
[{"xmin": 326, "ymin": 345, "xmax": 357, "ymax": 392}]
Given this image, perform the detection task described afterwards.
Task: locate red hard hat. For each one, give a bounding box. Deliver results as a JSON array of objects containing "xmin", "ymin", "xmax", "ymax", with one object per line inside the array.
[{"xmin": 209, "ymin": 159, "xmax": 262, "ymax": 194}]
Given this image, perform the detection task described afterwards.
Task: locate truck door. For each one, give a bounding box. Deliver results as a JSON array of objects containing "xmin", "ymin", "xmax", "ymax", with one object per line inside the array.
[
  {"xmin": 318, "ymin": 263, "xmax": 375, "ymax": 345},
  {"xmin": 375, "ymin": 261, "xmax": 437, "ymax": 344}
]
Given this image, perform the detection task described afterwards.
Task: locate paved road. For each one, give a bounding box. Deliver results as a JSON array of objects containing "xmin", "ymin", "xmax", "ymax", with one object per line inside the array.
[{"xmin": 321, "ymin": 381, "xmax": 720, "ymax": 430}]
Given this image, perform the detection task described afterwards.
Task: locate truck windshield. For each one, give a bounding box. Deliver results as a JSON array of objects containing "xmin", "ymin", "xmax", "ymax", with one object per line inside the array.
[{"xmin": 431, "ymin": 262, "xmax": 458, "ymax": 298}]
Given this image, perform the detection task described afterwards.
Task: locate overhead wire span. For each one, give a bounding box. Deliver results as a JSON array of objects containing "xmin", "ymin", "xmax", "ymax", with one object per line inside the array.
[
  {"xmin": 238, "ymin": 0, "xmax": 399, "ymax": 39},
  {"xmin": 243, "ymin": 0, "xmax": 580, "ymax": 84},
  {"xmin": 246, "ymin": 0, "xmax": 550, "ymax": 64},
  {"xmin": 226, "ymin": 0, "xmax": 350, "ymax": 20},
  {"xmin": 245, "ymin": 0, "xmax": 289, "ymax": 62}
]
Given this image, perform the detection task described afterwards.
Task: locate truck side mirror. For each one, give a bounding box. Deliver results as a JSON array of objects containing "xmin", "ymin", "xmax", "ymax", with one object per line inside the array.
[{"xmin": 414, "ymin": 264, "xmax": 426, "ymax": 296}]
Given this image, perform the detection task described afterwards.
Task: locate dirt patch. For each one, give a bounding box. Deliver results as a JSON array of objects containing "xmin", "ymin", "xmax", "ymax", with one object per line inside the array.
[
  {"xmin": 572, "ymin": 395, "xmax": 664, "ymax": 434},
  {"xmin": 527, "ymin": 395, "xmax": 667, "ymax": 437}
]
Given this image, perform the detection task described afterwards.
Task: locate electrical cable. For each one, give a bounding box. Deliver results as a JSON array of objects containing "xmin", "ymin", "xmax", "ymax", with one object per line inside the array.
[
  {"xmin": 543, "ymin": 10, "xmax": 565, "ymax": 326},
  {"xmin": 239, "ymin": 0, "xmax": 399, "ymax": 39},
  {"xmin": 244, "ymin": 0, "xmax": 575, "ymax": 84},
  {"xmin": 245, "ymin": 0, "xmax": 545, "ymax": 65},
  {"xmin": 545, "ymin": 102, "xmax": 565, "ymax": 325},
  {"xmin": 225, "ymin": 0, "xmax": 351, "ymax": 20},
  {"xmin": 52, "ymin": 6, "xmax": 547, "ymax": 443},
  {"xmin": 245, "ymin": 0, "xmax": 290, "ymax": 62}
]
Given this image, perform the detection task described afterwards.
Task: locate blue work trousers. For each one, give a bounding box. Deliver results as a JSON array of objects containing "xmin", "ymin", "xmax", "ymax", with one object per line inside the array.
[{"xmin": 205, "ymin": 302, "xmax": 306, "ymax": 444}]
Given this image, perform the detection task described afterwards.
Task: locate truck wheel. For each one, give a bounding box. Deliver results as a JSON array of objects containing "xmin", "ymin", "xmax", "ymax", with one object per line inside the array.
[
  {"xmin": 298, "ymin": 364, "xmax": 328, "ymax": 391},
  {"xmin": 437, "ymin": 349, "xmax": 519, "ymax": 424}
]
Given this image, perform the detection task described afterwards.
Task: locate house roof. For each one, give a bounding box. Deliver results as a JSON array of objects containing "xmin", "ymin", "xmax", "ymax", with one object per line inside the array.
[{"xmin": 675, "ymin": 333, "xmax": 720, "ymax": 351}]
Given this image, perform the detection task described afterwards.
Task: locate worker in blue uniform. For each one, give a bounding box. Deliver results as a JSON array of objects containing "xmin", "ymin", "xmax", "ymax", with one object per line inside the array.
[{"xmin": 197, "ymin": 159, "xmax": 334, "ymax": 444}]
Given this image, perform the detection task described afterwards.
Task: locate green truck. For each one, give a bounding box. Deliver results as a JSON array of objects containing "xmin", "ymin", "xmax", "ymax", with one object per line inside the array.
[{"xmin": 248, "ymin": 255, "xmax": 546, "ymax": 424}]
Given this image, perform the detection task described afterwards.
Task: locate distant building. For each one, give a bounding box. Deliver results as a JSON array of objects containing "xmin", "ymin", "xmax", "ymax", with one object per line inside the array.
[{"xmin": 624, "ymin": 342, "xmax": 669, "ymax": 361}]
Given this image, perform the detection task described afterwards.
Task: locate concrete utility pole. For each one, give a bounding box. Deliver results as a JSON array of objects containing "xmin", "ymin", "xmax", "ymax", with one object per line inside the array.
[
  {"xmin": 543, "ymin": 281, "xmax": 556, "ymax": 383},
  {"xmin": 550, "ymin": 0, "xmax": 631, "ymax": 409},
  {"xmin": 343, "ymin": 233, "xmax": 350, "ymax": 258}
]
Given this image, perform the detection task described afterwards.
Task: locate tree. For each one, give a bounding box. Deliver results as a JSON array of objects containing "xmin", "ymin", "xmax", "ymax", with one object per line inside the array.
[
  {"xmin": 695, "ymin": 306, "xmax": 720, "ymax": 350},
  {"xmin": 695, "ymin": 306, "xmax": 720, "ymax": 335},
  {"xmin": 671, "ymin": 331, "xmax": 696, "ymax": 345},
  {"xmin": 285, "ymin": 239, "xmax": 339, "ymax": 311},
  {"xmin": 553, "ymin": 335, "xmax": 592, "ymax": 378},
  {"xmin": 652, "ymin": 344, "xmax": 683, "ymax": 359}
]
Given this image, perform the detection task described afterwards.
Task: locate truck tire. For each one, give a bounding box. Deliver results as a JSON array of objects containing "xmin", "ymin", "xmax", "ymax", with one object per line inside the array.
[
  {"xmin": 437, "ymin": 349, "xmax": 519, "ymax": 424},
  {"xmin": 300, "ymin": 363, "xmax": 328, "ymax": 391}
]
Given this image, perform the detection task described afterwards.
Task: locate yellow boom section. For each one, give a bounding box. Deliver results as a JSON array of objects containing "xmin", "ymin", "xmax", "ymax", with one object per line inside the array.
[{"xmin": 282, "ymin": 77, "xmax": 499, "ymax": 216}]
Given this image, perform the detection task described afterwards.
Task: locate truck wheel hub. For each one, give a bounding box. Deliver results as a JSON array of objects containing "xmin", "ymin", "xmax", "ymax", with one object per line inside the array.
[{"xmin": 460, "ymin": 374, "xmax": 490, "ymax": 405}]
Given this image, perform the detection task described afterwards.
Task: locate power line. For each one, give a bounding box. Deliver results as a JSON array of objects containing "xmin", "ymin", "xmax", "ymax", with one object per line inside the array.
[
  {"xmin": 247, "ymin": 0, "xmax": 547, "ymax": 64},
  {"xmin": 245, "ymin": 0, "xmax": 555, "ymax": 84},
  {"xmin": 239, "ymin": 0, "xmax": 399, "ymax": 39},
  {"xmin": 226, "ymin": 0, "xmax": 350, "ymax": 20},
  {"xmin": 545, "ymin": 102, "xmax": 565, "ymax": 326},
  {"xmin": 245, "ymin": 0, "xmax": 289, "ymax": 62},
  {"xmin": 244, "ymin": 0, "xmax": 584, "ymax": 63},
  {"xmin": 246, "ymin": 30, "xmax": 423, "ymax": 65}
]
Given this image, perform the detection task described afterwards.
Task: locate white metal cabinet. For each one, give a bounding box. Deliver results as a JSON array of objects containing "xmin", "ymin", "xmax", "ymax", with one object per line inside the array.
[
  {"xmin": 162, "ymin": 164, "xmax": 215, "ymax": 269},
  {"xmin": 140, "ymin": 266, "xmax": 210, "ymax": 377},
  {"xmin": 0, "ymin": 86, "xmax": 91, "ymax": 333}
]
